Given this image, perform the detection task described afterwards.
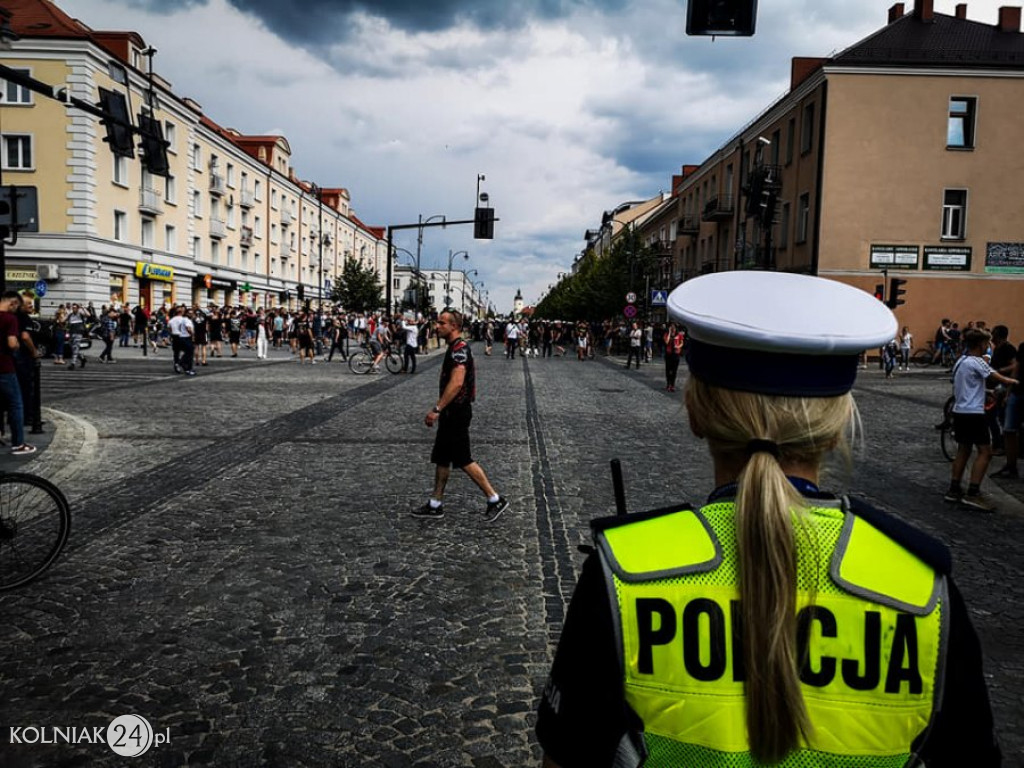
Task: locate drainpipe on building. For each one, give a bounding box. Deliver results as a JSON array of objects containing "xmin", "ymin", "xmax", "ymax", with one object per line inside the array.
[{"xmin": 810, "ymin": 81, "xmax": 829, "ymax": 276}]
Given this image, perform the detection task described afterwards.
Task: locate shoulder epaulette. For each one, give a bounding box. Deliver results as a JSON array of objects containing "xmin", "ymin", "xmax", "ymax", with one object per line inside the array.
[{"xmin": 845, "ymin": 496, "xmax": 952, "ymax": 576}]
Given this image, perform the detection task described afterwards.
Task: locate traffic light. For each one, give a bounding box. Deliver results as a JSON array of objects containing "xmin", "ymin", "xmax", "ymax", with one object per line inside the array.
[
  {"xmin": 886, "ymin": 278, "xmax": 907, "ymax": 309},
  {"xmin": 138, "ymin": 113, "xmax": 171, "ymax": 177},
  {"xmin": 873, "ymin": 284, "xmax": 885, "ymax": 302},
  {"xmin": 686, "ymin": 0, "xmax": 758, "ymax": 36},
  {"xmin": 97, "ymin": 88, "xmax": 135, "ymax": 158},
  {"xmin": 474, "ymin": 207, "xmax": 494, "ymax": 240}
]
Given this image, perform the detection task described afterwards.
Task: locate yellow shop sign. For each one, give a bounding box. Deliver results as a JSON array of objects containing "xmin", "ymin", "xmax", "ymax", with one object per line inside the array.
[{"xmin": 135, "ymin": 262, "xmax": 175, "ymax": 282}]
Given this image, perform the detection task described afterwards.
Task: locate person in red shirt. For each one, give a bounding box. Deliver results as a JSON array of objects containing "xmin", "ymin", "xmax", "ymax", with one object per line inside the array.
[{"xmin": 0, "ymin": 292, "xmax": 35, "ymax": 455}]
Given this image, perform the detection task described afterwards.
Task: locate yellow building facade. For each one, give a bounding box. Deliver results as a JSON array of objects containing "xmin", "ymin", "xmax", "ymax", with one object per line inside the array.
[{"xmin": 0, "ymin": 0, "xmax": 386, "ymax": 313}]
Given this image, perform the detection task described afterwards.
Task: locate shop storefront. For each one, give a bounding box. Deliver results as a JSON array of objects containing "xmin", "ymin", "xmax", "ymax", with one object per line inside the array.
[
  {"xmin": 110, "ymin": 274, "xmax": 129, "ymax": 307},
  {"xmin": 135, "ymin": 261, "xmax": 176, "ymax": 310},
  {"xmin": 191, "ymin": 274, "xmax": 238, "ymax": 307}
]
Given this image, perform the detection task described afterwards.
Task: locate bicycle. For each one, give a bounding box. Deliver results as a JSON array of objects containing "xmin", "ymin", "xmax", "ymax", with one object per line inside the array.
[
  {"xmin": 912, "ymin": 340, "xmax": 957, "ymax": 369},
  {"xmin": 0, "ymin": 472, "xmax": 72, "ymax": 591},
  {"xmin": 936, "ymin": 390, "xmax": 998, "ymax": 462},
  {"xmin": 348, "ymin": 341, "xmax": 403, "ymax": 375}
]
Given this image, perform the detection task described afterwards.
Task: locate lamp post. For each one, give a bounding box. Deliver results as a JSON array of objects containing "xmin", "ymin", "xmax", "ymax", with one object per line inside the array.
[
  {"xmin": 459, "ymin": 269, "xmax": 478, "ymax": 314},
  {"xmin": 416, "ymin": 214, "xmax": 446, "ymax": 309},
  {"xmin": 446, "ymin": 250, "xmax": 469, "ymax": 308},
  {"xmin": 392, "ymin": 245, "xmax": 419, "ymax": 313}
]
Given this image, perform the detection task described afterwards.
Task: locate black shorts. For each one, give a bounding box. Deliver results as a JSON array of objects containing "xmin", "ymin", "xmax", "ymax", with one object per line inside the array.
[
  {"xmin": 952, "ymin": 412, "xmax": 990, "ymax": 446},
  {"xmin": 430, "ymin": 407, "xmax": 473, "ymax": 468},
  {"xmin": 229, "ymin": 331, "xmax": 241, "ymax": 344}
]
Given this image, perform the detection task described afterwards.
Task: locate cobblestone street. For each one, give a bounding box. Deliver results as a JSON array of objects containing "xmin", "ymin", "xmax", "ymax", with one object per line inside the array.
[{"xmin": 1, "ymin": 346, "xmax": 1021, "ymax": 766}]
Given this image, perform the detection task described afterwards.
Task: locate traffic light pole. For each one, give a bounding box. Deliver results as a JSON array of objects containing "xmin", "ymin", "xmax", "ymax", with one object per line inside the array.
[{"xmin": 384, "ymin": 216, "xmax": 498, "ymax": 313}]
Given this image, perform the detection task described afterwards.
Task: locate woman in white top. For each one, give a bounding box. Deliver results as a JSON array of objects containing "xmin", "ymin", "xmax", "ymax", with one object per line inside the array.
[{"xmin": 899, "ymin": 325, "xmax": 913, "ymax": 371}]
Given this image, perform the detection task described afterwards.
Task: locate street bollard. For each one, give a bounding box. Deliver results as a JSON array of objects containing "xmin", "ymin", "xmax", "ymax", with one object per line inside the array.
[{"xmin": 30, "ymin": 357, "xmax": 43, "ymax": 434}]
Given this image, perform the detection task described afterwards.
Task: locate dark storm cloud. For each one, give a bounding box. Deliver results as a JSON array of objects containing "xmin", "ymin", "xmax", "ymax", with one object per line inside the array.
[{"xmin": 123, "ymin": 0, "xmax": 629, "ymax": 42}]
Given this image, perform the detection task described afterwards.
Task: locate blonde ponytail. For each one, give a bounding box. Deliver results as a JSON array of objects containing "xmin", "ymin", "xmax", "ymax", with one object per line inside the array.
[{"xmin": 685, "ymin": 377, "xmax": 855, "ymax": 763}]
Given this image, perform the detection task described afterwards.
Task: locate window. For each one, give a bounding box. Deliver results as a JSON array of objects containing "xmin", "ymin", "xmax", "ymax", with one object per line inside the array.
[
  {"xmin": 192, "ymin": 190, "xmax": 202, "ymax": 217},
  {"xmin": 191, "ymin": 143, "xmax": 202, "ymax": 171},
  {"xmin": 192, "ymin": 236, "xmax": 201, "ymax": 260},
  {"xmin": 165, "ymin": 225, "xmax": 176, "ymax": 252},
  {"xmin": 227, "ymin": 245, "xmax": 235, "ymax": 267},
  {"xmin": 141, "ymin": 217, "xmax": 154, "ymax": 247},
  {"xmin": 227, "ymin": 202, "xmax": 236, "ymax": 228},
  {"xmin": 771, "ymin": 129, "xmax": 781, "ymax": 165},
  {"xmin": 796, "ymin": 193, "xmax": 810, "ymax": 243},
  {"xmin": 271, "ymin": 189, "xmax": 278, "ymax": 209},
  {"xmin": 165, "ymin": 175, "xmax": 176, "ymax": 204},
  {"xmin": 255, "ymin": 215, "xmax": 262, "ymax": 237},
  {"xmin": 941, "ymin": 189, "xmax": 967, "ymax": 239},
  {"xmin": 2, "ymin": 135, "xmax": 32, "ymax": 170},
  {"xmin": 164, "ymin": 121, "xmax": 176, "ymax": 154},
  {"xmin": 211, "ymin": 240, "xmax": 220, "ymax": 264},
  {"xmin": 725, "ymin": 164, "xmax": 733, "ymax": 195},
  {"xmin": 141, "ymin": 168, "xmax": 154, "ymax": 192},
  {"xmin": 801, "ymin": 104, "xmax": 815, "ymax": 155},
  {"xmin": 254, "ymin": 180, "xmax": 262, "ymax": 201},
  {"xmin": 226, "ymin": 163, "xmax": 235, "ymax": 187},
  {"xmin": 786, "ymin": 118, "xmax": 795, "ymax": 164},
  {"xmin": 113, "ymin": 155, "xmax": 128, "ymax": 186},
  {"xmin": 114, "ymin": 211, "xmax": 127, "ymax": 241},
  {"xmin": 778, "ymin": 202, "xmax": 791, "ymax": 249},
  {"xmin": 947, "ymin": 97, "xmax": 977, "ymax": 149},
  {"xmin": 3, "ymin": 69, "xmax": 32, "ymax": 104}
]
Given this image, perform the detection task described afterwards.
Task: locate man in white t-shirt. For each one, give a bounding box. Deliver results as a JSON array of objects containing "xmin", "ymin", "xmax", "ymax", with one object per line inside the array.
[
  {"xmin": 945, "ymin": 328, "xmax": 1018, "ymax": 511},
  {"xmin": 402, "ymin": 317, "xmax": 419, "ymax": 374},
  {"xmin": 167, "ymin": 305, "xmax": 188, "ymax": 374},
  {"xmin": 504, "ymin": 320, "xmax": 520, "ymax": 359}
]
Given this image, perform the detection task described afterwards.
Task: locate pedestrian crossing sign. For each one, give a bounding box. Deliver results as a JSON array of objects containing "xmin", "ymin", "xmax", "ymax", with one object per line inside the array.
[{"xmin": 651, "ymin": 290, "xmax": 668, "ymax": 306}]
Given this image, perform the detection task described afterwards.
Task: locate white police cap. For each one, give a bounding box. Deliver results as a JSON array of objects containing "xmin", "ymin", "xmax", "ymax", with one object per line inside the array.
[{"xmin": 667, "ymin": 271, "xmax": 898, "ymax": 397}]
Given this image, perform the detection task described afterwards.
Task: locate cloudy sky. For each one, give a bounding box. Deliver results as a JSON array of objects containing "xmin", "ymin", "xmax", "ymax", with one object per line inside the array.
[{"xmin": 66, "ymin": 0, "xmax": 1008, "ymax": 311}]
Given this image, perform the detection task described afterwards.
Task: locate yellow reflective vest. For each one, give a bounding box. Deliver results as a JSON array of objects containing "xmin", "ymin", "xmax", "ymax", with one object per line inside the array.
[{"xmin": 594, "ymin": 497, "xmax": 947, "ymax": 767}]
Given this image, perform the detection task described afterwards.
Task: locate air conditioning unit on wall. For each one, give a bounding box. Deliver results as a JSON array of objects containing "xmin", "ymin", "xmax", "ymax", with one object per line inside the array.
[{"xmin": 37, "ymin": 264, "xmax": 59, "ymax": 280}]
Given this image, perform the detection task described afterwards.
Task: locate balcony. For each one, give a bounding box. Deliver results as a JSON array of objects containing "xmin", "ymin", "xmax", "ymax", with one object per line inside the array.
[
  {"xmin": 209, "ymin": 174, "xmax": 226, "ymax": 197},
  {"xmin": 280, "ymin": 208, "xmax": 294, "ymax": 227},
  {"xmin": 678, "ymin": 215, "xmax": 700, "ymax": 235},
  {"xmin": 138, "ymin": 187, "xmax": 164, "ymax": 216},
  {"xmin": 240, "ymin": 188, "xmax": 255, "ymax": 208},
  {"xmin": 279, "ymin": 242, "xmax": 292, "ymax": 260},
  {"xmin": 650, "ymin": 240, "xmax": 674, "ymax": 255},
  {"xmin": 240, "ymin": 225, "xmax": 254, "ymax": 248},
  {"xmin": 210, "ymin": 217, "xmax": 227, "ymax": 239},
  {"xmin": 702, "ymin": 194, "xmax": 735, "ymax": 222}
]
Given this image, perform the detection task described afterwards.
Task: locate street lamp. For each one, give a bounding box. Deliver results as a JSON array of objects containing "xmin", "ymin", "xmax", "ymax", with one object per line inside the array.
[
  {"xmin": 416, "ymin": 214, "xmax": 446, "ymax": 309},
  {"xmin": 459, "ymin": 269, "xmax": 478, "ymax": 313},
  {"xmin": 446, "ymin": 250, "xmax": 469, "ymax": 308},
  {"xmin": 309, "ymin": 182, "xmax": 327, "ymax": 312},
  {"xmin": 392, "ymin": 245, "xmax": 422, "ymax": 312}
]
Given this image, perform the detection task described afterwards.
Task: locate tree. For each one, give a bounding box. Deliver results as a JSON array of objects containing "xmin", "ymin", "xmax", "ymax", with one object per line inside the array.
[{"xmin": 331, "ymin": 256, "xmax": 383, "ymax": 313}]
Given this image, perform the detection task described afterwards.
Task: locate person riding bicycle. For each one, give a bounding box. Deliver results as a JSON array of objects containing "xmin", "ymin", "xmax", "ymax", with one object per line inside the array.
[
  {"xmin": 932, "ymin": 318, "xmax": 953, "ymax": 365},
  {"xmin": 370, "ymin": 322, "xmax": 390, "ymax": 373}
]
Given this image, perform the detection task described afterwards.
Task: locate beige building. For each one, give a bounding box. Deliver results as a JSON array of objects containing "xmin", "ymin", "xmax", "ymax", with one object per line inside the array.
[
  {"xmin": 0, "ymin": 0, "xmax": 386, "ymax": 312},
  {"xmin": 635, "ymin": 0, "xmax": 1024, "ymax": 341}
]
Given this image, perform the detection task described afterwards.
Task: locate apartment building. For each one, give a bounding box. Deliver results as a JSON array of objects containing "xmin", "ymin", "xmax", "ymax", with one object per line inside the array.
[
  {"xmin": 392, "ymin": 265, "xmax": 486, "ymax": 320},
  {"xmin": 0, "ymin": 0, "xmax": 386, "ymax": 312},
  {"xmin": 636, "ymin": 0, "xmax": 1024, "ymax": 337}
]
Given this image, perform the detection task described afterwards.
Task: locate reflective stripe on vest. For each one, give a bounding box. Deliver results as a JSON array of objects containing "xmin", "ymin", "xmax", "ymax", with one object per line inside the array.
[{"xmin": 595, "ymin": 500, "xmax": 947, "ymax": 766}]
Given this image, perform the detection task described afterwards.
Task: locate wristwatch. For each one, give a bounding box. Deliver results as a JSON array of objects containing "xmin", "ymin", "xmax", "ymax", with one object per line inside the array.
[{"xmin": 432, "ymin": 406, "xmax": 442, "ymax": 414}]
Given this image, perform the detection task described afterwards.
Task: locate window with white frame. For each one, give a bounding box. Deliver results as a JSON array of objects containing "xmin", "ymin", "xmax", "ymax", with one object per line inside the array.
[
  {"xmin": 796, "ymin": 193, "xmax": 810, "ymax": 243},
  {"xmin": 271, "ymin": 189, "xmax": 278, "ymax": 209},
  {"xmin": 241, "ymin": 250, "xmax": 248, "ymax": 271},
  {"xmin": 2, "ymin": 69, "xmax": 32, "ymax": 104},
  {"xmin": 192, "ymin": 190, "xmax": 202, "ymax": 218},
  {"xmin": 192, "ymin": 236, "xmax": 201, "ymax": 260},
  {"xmin": 164, "ymin": 121, "xmax": 176, "ymax": 154},
  {"xmin": 254, "ymin": 179, "xmax": 262, "ymax": 201},
  {"xmin": 141, "ymin": 168, "xmax": 154, "ymax": 193},
  {"xmin": 113, "ymin": 154, "xmax": 128, "ymax": 186},
  {"xmin": 941, "ymin": 189, "xmax": 967, "ymax": 240},
  {"xmin": 211, "ymin": 240, "xmax": 220, "ymax": 264},
  {"xmin": 165, "ymin": 225, "xmax": 176, "ymax": 252},
  {"xmin": 2, "ymin": 135, "xmax": 32, "ymax": 170},
  {"xmin": 141, "ymin": 217, "xmax": 154, "ymax": 248},
  {"xmin": 227, "ymin": 202, "xmax": 236, "ymax": 228},
  {"xmin": 191, "ymin": 143, "xmax": 202, "ymax": 171},
  {"xmin": 165, "ymin": 175, "xmax": 176, "ymax": 204},
  {"xmin": 255, "ymin": 215, "xmax": 262, "ymax": 237},
  {"xmin": 114, "ymin": 210, "xmax": 127, "ymax": 241},
  {"xmin": 227, "ymin": 245, "xmax": 234, "ymax": 266},
  {"xmin": 226, "ymin": 163, "xmax": 235, "ymax": 187}
]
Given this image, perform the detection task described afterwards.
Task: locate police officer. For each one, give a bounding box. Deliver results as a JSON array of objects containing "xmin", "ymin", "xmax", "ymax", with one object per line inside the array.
[{"xmin": 536, "ymin": 271, "xmax": 1001, "ymax": 767}]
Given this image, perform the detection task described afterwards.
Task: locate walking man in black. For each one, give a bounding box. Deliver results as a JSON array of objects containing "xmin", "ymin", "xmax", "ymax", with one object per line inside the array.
[{"xmin": 414, "ymin": 309, "xmax": 509, "ymax": 521}]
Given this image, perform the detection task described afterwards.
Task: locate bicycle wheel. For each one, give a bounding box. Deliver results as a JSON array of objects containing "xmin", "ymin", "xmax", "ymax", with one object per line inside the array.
[
  {"xmin": 940, "ymin": 426, "xmax": 957, "ymax": 462},
  {"xmin": 385, "ymin": 351, "xmax": 403, "ymax": 375},
  {"xmin": 348, "ymin": 351, "xmax": 373, "ymax": 374},
  {"xmin": 0, "ymin": 473, "xmax": 71, "ymax": 591},
  {"xmin": 911, "ymin": 348, "xmax": 933, "ymax": 368}
]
